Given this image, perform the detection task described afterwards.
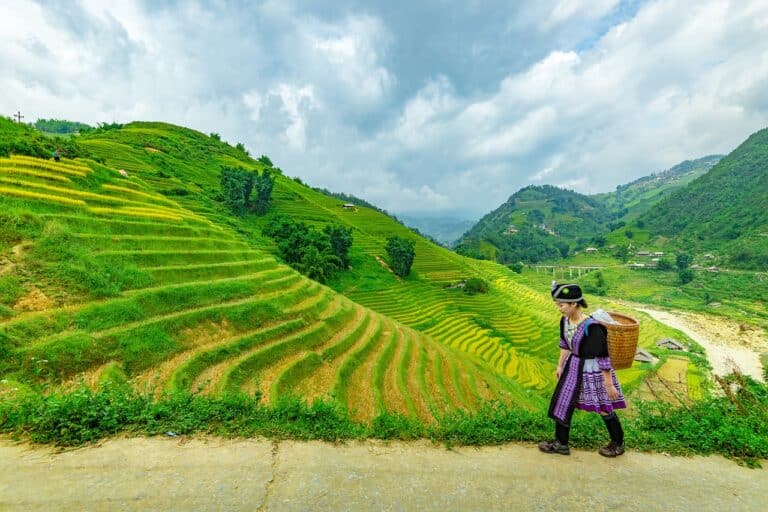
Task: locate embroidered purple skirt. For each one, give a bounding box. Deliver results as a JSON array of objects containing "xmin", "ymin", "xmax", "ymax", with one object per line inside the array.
[
  {"xmin": 576, "ymin": 359, "xmax": 626, "ymax": 414},
  {"xmin": 549, "ymin": 355, "xmax": 626, "ymax": 425}
]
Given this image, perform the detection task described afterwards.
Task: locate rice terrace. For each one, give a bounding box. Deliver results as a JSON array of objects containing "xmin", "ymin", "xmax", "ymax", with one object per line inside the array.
[{"xmin": 2, "ymin": 1, "xmax": 768, "ymax": 509}]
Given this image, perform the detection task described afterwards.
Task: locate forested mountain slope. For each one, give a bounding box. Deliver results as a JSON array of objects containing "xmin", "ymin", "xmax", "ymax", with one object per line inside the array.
[{"xmin": 640, "ymin": 128, "xmax": 768, "ymax": 269}]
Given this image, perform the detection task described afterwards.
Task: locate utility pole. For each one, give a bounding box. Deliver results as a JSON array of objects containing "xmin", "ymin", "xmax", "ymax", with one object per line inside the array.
[{"xmin": 13, "ymin": 111, "xmax": 24, "ymax": 123}]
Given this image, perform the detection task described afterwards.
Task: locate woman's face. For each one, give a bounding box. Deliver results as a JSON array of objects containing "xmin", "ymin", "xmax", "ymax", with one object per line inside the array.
[{"xmin": 555, "ymin": 300, "xmax": 577, "ymax": 316}]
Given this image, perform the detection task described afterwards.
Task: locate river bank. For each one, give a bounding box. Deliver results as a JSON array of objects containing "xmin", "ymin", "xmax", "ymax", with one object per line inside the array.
[{"xmin": 629, "ymin": 304, "xmax": 767, "ymax": 382}]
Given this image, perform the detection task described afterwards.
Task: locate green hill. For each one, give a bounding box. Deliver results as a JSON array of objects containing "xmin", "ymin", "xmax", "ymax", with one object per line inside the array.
[
  {"xmin": 454, "ymin": 185, "xmax": 612, "ymax": 263},
  {"xmin": 640, "ymin": 128, "xmax": 768, "ymax": 269},
  {"xmin": 594, "ymin": 155, "xmax": 722, "ymax": 221},
  {"xmin": 0, "ymin": 119, "xmax": 674, "ymax": 427},
  {"xmin": 455, "ymin": 156, "xmax": 723, "ymax": 265}
]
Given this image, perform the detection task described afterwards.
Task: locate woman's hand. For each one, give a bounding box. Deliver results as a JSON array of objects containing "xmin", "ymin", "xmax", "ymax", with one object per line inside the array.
[
  {"xmin": 555, "ymin": 365, "xmax": 563, "ymax": 379},
  {"xmin": 606, "ymin": 383, "xmax": 619, "ymax": 400}
]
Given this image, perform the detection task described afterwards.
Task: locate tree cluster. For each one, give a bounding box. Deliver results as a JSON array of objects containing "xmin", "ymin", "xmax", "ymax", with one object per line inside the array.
[
  {"xmin": 220, "ymin": 166, "xmax": 274, "ymax": 216},
  {"xmin": 463, "ymin": 277, "xmax": 489, "ymax": 295},
  {"xmin": 263, "ymin": 217, "xmax": 352, "ymax": 283},
  {"xmin": 33, "ymin": 118, "xmax": 93, "ymax": 134},
  {"xmin": 385, "ymin": 237, "xmax": 415, "ymax": 277}
]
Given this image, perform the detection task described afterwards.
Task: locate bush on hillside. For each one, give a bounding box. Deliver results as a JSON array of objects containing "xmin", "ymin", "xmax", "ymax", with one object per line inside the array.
[
  {"xmin": 262, "ymin": 217, "xmax": 350, "ymax": 283},
  {"xmin": 676, "ymin": 252, "xmax": 692, "ymax": 270},
  {"xmin": 0, "ymin": 117, "xmax": 89, "ymax": 160},
  {"xmin": 220, "ymin": 166, "xmax": 254, "ymax": 215},
  {"xmin": 464, "ymin": 277, "xmax": 489, "ymax": 295},
  {"xmin": 33, "ymin": 119, "xmax": 92, "ymax": 134},
  {"xmin": 678, "ymin": 268, "xmax": 695, "ymax": 284},
  {"xmin": 252, "ymin": 168, "xmax": 274, "ymax": 215},
  {"xmin": 220, "ymin": 166, "xmax": 274, "ymax": 216},
  {"xmin": 385, "ymin": 237, "xmax": 415, "ymax": 278},
  {"xmin": 323, "ymin": 224, "xmax": 353, "ymax": 269}
]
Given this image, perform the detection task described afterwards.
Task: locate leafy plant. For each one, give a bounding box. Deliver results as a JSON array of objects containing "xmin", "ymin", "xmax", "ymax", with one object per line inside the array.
[{"xmin": 385, "ymin": 236, "xmax": 415, "ymax": 277}]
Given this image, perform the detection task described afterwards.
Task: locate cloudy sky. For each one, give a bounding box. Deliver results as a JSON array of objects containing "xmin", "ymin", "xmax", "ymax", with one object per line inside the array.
[{"xmin": 2, "ymin": 1, "xmax": 767, "ymax": 219}]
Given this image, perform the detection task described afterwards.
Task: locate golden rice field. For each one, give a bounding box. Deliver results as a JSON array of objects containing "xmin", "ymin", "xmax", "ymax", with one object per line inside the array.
[{"xmin": 0, "ymin": 154, "xmax": 542, "ymax": 423}]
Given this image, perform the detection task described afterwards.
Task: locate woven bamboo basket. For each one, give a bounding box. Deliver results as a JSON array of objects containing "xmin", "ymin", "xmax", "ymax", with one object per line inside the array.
[{"xmin": 603, "ymin": 312, "xmax": 639, "ymax": 370}]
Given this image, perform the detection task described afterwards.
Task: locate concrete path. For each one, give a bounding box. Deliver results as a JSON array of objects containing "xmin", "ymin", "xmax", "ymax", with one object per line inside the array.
[{"xmin": 1, "ymin": 437, "xmax": 765, "ymax": 511}]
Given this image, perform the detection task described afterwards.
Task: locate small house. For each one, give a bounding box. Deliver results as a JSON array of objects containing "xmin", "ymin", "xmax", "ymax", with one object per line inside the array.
[
  {"xmin": 656, "ymin": 338, "xmax": 687, "ymax": 351},
  {"xmin": 707, "ymin": 266, "xmax": 719, "ymax": 273},
  {"xmin": 636, "ymin": 251, "xmax": 650, "ymax": 256},
  {"xmin": 690, "ymin": 264, "xmax": 704, "ymax": 270},
  {"xmin": 118, "ymin": 169, "xmax": 128, "ymax": 177},
  {"xmin": 634, "ymin": 349, "xmax": 657, "ymax": 364},
  {"xmin": 585, "ymin": 247, "xmax": 598, "ymax": 253},
  {"xmin": 504, "ymin": 225, "xmax": 519, "ymax": 235},
  {"xmin": 342, "ymin": 204, "xmax": 356, "ymax": 210},
  {"xmin": 652, "ymin": 251, "xmax": 664, "ymax": 257},
  {"xmin": 703, "ymin": 253, "xmax": 715, "ymax": 259}
]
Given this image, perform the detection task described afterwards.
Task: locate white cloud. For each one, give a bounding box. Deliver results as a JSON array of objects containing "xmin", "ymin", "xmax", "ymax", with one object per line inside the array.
[
  {"xmin": 1, "ymin": 1, "xmax": 767, "ymax": 217},
  {"xmin": 544, "ymin": 0, "xmax": 618, "ymax": 29}
]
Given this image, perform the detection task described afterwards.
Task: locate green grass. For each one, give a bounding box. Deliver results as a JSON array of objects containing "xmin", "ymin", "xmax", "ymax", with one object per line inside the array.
[{"xmin": 2, "ymin": 381, "xmax": 766, "ymax": 466}]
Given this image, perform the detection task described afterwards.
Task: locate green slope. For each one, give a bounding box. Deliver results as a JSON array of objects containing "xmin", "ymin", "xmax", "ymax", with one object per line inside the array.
[
  {"xmin": 594, "ymin": 155, "xmax": 722, "ymax": 221},
  {"xmin": 76, "ymin": 123, "xmax": 571, "ymax": 395},
  {"xmin": 455, "ymin": 185, "xmax": 612, "ymax": 263},
  {"xmin": 640, "ymin": 128, "xmax": 768, "ymax": 269},
  {"xmin": 1, "ymin": 120, "xmax": 669, "ymax": 423},
  {"xmin": 455, "ymin": 156, "xmax": 722, "ymax": 265}
]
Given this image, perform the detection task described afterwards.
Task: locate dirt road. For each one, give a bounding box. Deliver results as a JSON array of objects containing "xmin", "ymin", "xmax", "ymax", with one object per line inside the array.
[{"xmin": 1, "ymin": 437, "xmax": 764, "ymax": 511}]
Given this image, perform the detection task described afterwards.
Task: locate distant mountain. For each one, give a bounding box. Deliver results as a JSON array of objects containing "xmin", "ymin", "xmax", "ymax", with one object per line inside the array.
[
  {"xmin": 640, "ymin": 129, "xmax": 768, "ymax": 269},
  {"xmin": 454, "ymin": 185, "xmax": 612, "ymax": 263},
  {"xmin": 594, "ymin": 155, "xmax": 723, "ymax": 220},
  {"xmin": 455, "ymin": 155, "xmax": 724, "ymax": 264},
  {"xmin": 398, "ymin": 215, "xmax": 476, "ymax": 247}
]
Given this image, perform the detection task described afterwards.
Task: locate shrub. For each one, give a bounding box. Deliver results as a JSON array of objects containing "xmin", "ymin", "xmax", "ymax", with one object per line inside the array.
[
  {"xmin": 464, "ymin": 277, "xmax": 489, "ymax": 295},
  {"xmin": 385, "ymin": 236, "xmax": 415, "ymax": 277}
]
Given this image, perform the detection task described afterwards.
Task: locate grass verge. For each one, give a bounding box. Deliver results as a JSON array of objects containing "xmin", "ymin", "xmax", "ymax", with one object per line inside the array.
[{"xmin": 1, "ymin": 371, "xmax": 765, "ymax": 466}]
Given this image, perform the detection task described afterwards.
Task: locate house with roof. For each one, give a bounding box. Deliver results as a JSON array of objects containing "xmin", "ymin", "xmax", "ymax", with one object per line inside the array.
[{"xmin": 656, "ymin": 338, "xmax": 687, "ymax": 351}]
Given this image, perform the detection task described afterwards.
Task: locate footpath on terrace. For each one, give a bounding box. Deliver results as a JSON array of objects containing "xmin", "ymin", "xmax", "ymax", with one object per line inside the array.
[{"xmin": 1, "ymin": 437, "xmax": 764, "ymax": 511}]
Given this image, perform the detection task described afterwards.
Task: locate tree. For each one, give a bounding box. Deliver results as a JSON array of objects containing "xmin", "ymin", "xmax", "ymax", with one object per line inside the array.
[
  {"xmin": 252, "ymin": 168, "xmax": 275, "ymax": 215},
  {"xmin": 262, "ymin": 216, "xmax": 345, "ymax": 283},
  {"xmin": 614, "ymin": 244, "xmax": 629, "ymax": 263},
  {"xmin": 464, "ymin": 277, "xmax": 488, "ymax": 295},
  {"xmin": 657, "ymin": 258, "xmax": 674, "ymax": 271},
  {"xmin": 678, "ymin": 268, "xmax": 695, "ymax": 284},
  {"xmin": 509, "ymin": 262, "xmax": 524, "ymax": 274},
  {"xmin": 220, "ymin": 166, "xmax": 254, "ymax": 215},
  {"xmin": 210, "ymin": 132, "xmax": 221, "ymax": 141},
  {"xmin": 527, "ymin": 209, "xmax": 545, "ymax": 224},
  {"xmin": 676, "ymin": 252, "xmax": 692, "ymax": 271},
  {"xmin": 235, "ymin": 142, "xmax": 249, "ymax": 155},
  {"xmin": 258, "ymin": 155, "xmax": 273, "ymax": 167},
  {"xmin": 323, "ymin": 224, "xmax": 353, "ymax": 268},
  {"xmin": 385, "ymin": 237, "xmax": 415, "ymax": 277}
]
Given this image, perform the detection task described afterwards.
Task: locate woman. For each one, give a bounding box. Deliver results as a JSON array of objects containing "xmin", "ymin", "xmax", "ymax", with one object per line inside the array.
[{"xmin": 539, "ymin": 281, "xmax": 627, "ymax": 457}]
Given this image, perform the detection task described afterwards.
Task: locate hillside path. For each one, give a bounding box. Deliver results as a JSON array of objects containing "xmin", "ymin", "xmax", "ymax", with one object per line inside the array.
[{"xmin": 1, "ymin": 437, "xmax": 765, "ymax": 511}]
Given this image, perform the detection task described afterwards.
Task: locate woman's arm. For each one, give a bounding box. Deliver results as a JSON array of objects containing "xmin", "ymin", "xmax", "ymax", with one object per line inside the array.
[{"xmin": 556, "ymin": 348, "xmax": 570, "ymax": 379}]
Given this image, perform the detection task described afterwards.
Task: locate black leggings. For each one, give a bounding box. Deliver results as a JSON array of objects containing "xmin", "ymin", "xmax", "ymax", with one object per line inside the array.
[{"xmin": 555, "ymin": 412, "xmax": 624, "ymax": 445}]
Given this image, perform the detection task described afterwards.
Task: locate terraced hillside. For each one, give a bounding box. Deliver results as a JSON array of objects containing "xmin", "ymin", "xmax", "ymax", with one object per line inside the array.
[
  {"xmin": 0, "ymin": 153, "xmax": 544, "ymax": 423},
  {"xmin": 69, "ymin": 122, "xmax": 659, "ymax": 397}
]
